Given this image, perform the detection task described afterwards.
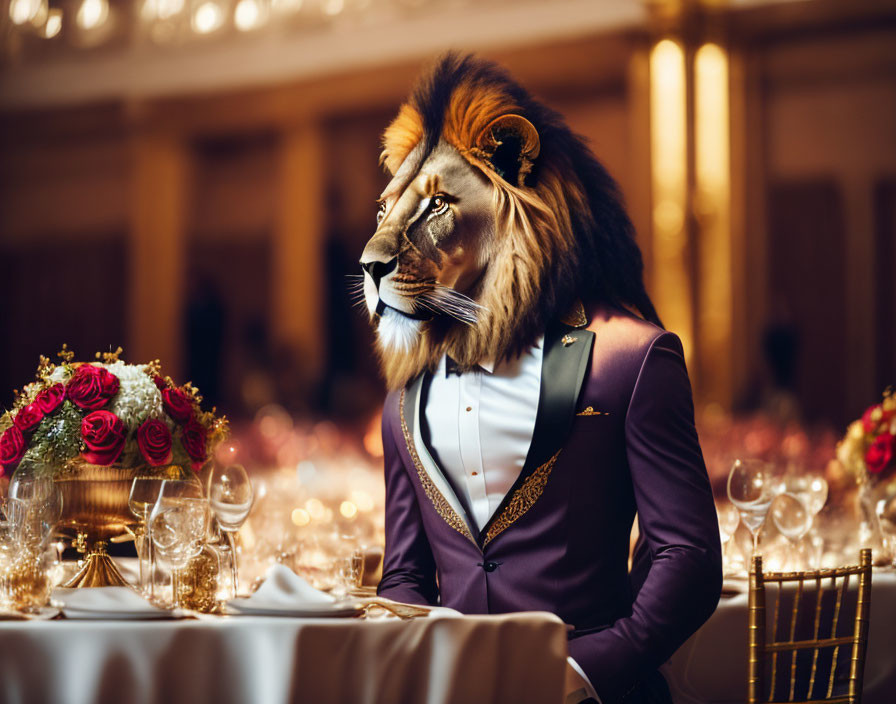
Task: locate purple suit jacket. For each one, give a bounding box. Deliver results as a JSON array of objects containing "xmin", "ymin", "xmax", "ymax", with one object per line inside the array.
[{"xmin": 377, "ymin": 304, "xmax": 722, "ymax": 702}]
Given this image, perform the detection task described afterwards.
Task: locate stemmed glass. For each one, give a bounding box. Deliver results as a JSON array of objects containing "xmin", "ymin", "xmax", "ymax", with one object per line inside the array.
[
  {"xmin": 151, "ymin": 501, "xmax": 209, "ymax": 608},
  {"xmin": 776, "ymin": 474, "xmax": 828, "ymax": 519},
  {"xmin": 146, "ymin": 477, "xmax": 204, "ymax": 602},
  {"xmin": 727, "ymin": 459, "xmax": 776, "ymax": 565},
  {"xmin": 129, "ymin": 476, "xmax": 166, "ymax": 595},
  {"xmin": 208, "ymin": 465, "xmax": 254, "ymax": 598},
  {"xmin": 770, "ymin": 493, "xmax": 813, "ymax": 570},
  {"xmin": 716, "ymin": 503, "xmax": 740, "ymax": 575},
  {"xmin": 7, "ymin": 476, "xmax": 62, "ymax": 548}
]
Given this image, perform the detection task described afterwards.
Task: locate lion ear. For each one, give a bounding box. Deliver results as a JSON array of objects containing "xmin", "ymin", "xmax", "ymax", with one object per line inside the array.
[{"xmin": 474, "ymin": 114, "xmax": 541, "ymax": 187}]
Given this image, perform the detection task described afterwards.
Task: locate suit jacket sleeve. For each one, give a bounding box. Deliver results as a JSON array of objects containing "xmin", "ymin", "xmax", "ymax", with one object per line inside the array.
[
  {"xmin": 567, "ymin": 331, "xmax": 722, "ymax": 702},
  {"xmin": 376, "ymin": 394, "xmax": 440, "ymax": 606}
]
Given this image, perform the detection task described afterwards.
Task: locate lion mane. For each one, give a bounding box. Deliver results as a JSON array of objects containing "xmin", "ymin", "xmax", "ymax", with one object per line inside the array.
[{"xmin": 375, "ymin": 51, "xmax": 661, "ymax": 390}]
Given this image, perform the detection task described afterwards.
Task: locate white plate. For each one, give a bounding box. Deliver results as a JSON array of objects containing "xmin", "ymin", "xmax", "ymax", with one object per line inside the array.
[{"xmin": 225, "ymin": 600, "xmax": 363, "ymax": 618}]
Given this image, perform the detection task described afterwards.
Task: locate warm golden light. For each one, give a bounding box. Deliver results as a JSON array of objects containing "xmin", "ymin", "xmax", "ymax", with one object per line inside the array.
[
  {"xmin": 351, "ymin": 490, "xmax": 375, "ymax": 512},
  {"xmin": 695, "ymin": 42, "xmax": 732, "ymax": 403},
  {"xmin": 43, "ymin": 8, "xmax": 62, "ymax": 38},
  {"xmin": 291, "ymin": 508, "xmax": 311, "ymax": 526},
  {"xmin": 76, "ymin": 0, "xmax": 108, "ymax": 31},
  {"xmin": 235, "ymin": 0, "xmax": 265, "ymax": 31},
  {"xmin": 192, "ymin": 1, "xmax": 224, "ymax": 33},
  {"xmin": 649, "ymin": 38, "xmax": 693, "ymax": 362},
  {"xmin": 339, "ymin": 501, "xmax": 358, "ymax": 519},
  {"xmin": 305, "ymin": 497, "xmax": 325, "ymax": 520},
  {"xmin": 9, "ymin": 0, "xmax": 43, "ymax": 26},
  {"xmin": 321, "ymin": 0, "xmax": 344, "ymax": 16}
]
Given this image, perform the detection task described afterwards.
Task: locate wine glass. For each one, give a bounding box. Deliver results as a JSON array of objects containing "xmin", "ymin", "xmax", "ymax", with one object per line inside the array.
[
  {"xmin": 129, "ymin": 476, "xmax": 166, "ymax": 595},
  {"xmin": 716, "ymin": 503, "xmax": 740, "ymax": 575},
  {"xmin": 7, "ymin": 477, "xmax": 62, "ymax": 548},
  {"xmin": 146, "ymin": 477, "xmax": 204, "ymax": 601},
  {"xmin": 770, "ymin": 493, "xmax": 812, "ymax": 570},
  {"xmin": 208, "ymin": 464, "xmax": 254, "ymax": 597},
  {"xmin": 806, "ymin": 476, "xmax": 828, "ymax": 518},
  {"xmin": 151, "ymin": 502, "xmax": 209, "ymax": 608},
  {"xmin": 776, "ymin": 474, "xmax": 828, "ymax": 518},
  {"xmin": 727, "ymin": 459, "xmax": 775, "ymax": 565}
]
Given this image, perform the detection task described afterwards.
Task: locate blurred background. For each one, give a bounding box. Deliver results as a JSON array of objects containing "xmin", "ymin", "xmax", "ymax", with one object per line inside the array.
[{"xmin": 1, "ymin": 0, "xmax": 895, "ymax": 473}]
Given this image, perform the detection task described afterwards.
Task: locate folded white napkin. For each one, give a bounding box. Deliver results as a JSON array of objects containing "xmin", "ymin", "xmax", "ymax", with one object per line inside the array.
[
  {"xmin": 230, "ymin": 564, "xmax": 335, "ymax": 611},
  {"xmin": 53, "ymin": 586, "xmax": 167, "ymax": 615}
]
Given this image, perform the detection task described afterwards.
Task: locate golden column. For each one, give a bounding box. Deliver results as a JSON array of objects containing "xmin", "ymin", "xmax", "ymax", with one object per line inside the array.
[
  {"xmin": 273, "ymin": 121, "xmax": 326, "ymax": 383},
  {"xmin": 646, "ymin": 21, "xmax": 736, "ymax": 408},
  {"xmin": 129, "ymin": 131, "xmax": 191, "ymax": 378}
]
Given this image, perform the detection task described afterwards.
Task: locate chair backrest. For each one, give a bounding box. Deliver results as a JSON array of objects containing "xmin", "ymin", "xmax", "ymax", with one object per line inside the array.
[{"xmin": 747, "ymin": 548, "xmax": 872, "ymax": 704}]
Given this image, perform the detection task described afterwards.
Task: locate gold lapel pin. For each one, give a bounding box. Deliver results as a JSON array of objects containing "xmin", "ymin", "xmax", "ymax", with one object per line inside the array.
[{"xmin": 561, "ymin": 334, "xmax": 577, "ymax": 347}]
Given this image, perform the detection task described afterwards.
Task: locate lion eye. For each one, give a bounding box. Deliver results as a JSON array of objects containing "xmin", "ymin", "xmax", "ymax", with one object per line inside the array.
[
  {"xmin": 376, "ymin": 201, "xmax": 386, "ymax": 225},
  {"xmin": 431, "ymin": 195, "xmax": 449, "ymax": 214}
]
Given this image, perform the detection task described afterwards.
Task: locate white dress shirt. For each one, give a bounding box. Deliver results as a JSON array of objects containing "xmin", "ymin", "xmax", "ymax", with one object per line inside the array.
[
  {"xmin": 422, "ymin": 336, "xmax": 600, "ymax": 703},
  {"xmin": 424, "ymin": 337, "xmax": 543, "ymax": 531}
]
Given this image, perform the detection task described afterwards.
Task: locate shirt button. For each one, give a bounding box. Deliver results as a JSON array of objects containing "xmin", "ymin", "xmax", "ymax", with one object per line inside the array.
[
  {"xmin": 471, "ymin": 471, "xmax": 478, "ymax": 476},
  {"xmin": 466, "ymin": 406, "xmax": 472, "ymax": 412},
  {"xmin": 482, "ymin": 561, "xmax": 498, "ymax": 573}
]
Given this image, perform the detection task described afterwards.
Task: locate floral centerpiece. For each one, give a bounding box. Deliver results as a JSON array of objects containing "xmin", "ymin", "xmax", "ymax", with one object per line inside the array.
[
  {"xmin": 0, "ymin": 347, "xmax": 228, "ymax": 587},
  {"xmin": 0, "ymin": 347, "xmax": 227, "ymax": 478},
  {"xmin": 836, "ymin": 388, "xmax": 896, "ymax": 562},
  {"xmin": 837, "ymin": 388, "xmax": 896, "ymax": 488}
]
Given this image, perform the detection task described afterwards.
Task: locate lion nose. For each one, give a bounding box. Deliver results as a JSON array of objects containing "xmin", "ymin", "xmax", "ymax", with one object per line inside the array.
[{"xmin": 360, "ymin": 257, "xmax": 397, "ymax": 286}]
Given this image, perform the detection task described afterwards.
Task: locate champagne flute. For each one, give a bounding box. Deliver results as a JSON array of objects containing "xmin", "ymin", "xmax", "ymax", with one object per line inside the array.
[
  {"xmin": 208, "ymin": 464, "xmax": 254, "ymax": 598},
  {"xmin": 727, "ymin": 459, "xmax": 775, "ymax": 564},
  {"xmin": 129, "ymin": 476, "xmax": 165, "ymax": 595},
  {"xmin": 770, "ymin": 493, "xmax": 812, "ymax": 570}
]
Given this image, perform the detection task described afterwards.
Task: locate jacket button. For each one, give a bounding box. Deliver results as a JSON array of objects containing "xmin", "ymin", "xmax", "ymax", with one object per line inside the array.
[{"xmin": 482, "ymin": 561, "xmax": 498, "ymax": 573}]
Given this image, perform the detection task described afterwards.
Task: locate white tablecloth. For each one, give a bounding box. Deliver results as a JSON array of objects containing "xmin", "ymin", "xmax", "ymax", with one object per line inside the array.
[
  {"xmin": 663, "ymin": 569, "xmax": 896, "ymax": 703},
  {"xmin": 0, "ymin": 611, "xmax": 567, "ymax": 704}
]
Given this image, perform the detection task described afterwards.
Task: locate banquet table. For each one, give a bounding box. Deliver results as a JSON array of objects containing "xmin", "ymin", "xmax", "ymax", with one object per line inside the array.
[
  {"xmin": 663, "ymin": 569, "xmax": 896, "ymax": 703},
  {"xmin": 0, "ymin": 610, "xmax": 568, "ymax": 704}
]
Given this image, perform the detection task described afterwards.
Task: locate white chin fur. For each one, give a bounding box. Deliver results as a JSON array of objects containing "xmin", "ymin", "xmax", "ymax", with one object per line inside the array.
[
  {"xmin": 377, "ymin": 308, "xmax": 421, "ymax": 353},
  {"xmin": 363, "ymin": 275, "xmax": 379, "ymax": 315}
]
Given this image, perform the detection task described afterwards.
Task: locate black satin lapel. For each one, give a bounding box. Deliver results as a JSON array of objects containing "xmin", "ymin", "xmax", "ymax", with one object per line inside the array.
[
  {"xmin": 527, "ymin": 324, "xmax": 596, "ymax": 470},
  {"xmin": 477, "ymin": 323, "xmax": 595, "ymax": 545}
]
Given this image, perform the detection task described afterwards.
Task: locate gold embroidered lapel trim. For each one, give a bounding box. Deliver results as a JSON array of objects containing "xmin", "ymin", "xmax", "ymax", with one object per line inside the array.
[
  {"xmin": 482, "ymin": 449, "xmax": 561, "ymax": 547},
  {"xmin": 399, "ymin": 388, "xmax": 476, "ymax": 545}
]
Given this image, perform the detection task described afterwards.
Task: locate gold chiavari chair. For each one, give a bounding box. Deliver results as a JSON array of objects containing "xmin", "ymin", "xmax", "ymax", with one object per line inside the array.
[{"xmin": 748, "ymin": 548, "xmax": 872, "ymax": 704}]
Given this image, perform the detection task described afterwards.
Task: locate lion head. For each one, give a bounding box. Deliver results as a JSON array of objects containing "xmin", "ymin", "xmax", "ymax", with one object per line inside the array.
[{"xmin": 361, "ymin": 52, "xmax": 660, "ymax": 390}]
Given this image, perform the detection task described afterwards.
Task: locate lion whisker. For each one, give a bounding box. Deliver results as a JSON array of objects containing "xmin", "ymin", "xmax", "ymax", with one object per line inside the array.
[{"xmin": 417, "ymin": 285, "xmax": 484, "ymax": 326}]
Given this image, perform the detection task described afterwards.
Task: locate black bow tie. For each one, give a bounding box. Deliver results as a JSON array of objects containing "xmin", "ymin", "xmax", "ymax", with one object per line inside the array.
[{"xmin": 445, "ymin": 357, "xmax": 485, "ymax": 376}]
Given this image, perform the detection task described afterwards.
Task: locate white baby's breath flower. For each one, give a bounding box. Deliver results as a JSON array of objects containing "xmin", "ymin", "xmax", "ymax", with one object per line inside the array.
[
  {"xmin": 105, "ymin": 361, "xmax": 165, "ymax": 430},
  {"xmin": 48, "ymin": 366, "xmax": 71, "ymax": 384}
]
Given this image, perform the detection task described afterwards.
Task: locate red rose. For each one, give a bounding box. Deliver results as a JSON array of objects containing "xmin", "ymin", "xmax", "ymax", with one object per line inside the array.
[
  {"xmin": 153, "ymin": 376, "xmax": 167, "ymax": 391},
  {"xmin": 67, "ymin": 365, "xmax": 120, "ymax": 411},
  {"xmin": 181, "ymin": 419, "xmax": 208, "ymax": 470},
  {"xmin": 13, "ymin": 404, "xmax": 44, "ymax": 434},
  {"xmin": 81, "ymin": 410, "xmax": 127, "ymax": 466},
  {"xmin": 865, "ymin": 433, "xmax": 895, "ymax": 474},
  {"xmin": 862, "ymin": 404, "xmax": 894, "ymax": 434},
  {"xmin": 162, "ymin": 388, "xmax": 194, "ymax": 424},
  {"xmin": 0, "ymin": 426, "xmax": 26, "ymax": 474},
  {"xmin": 35, "ymin": 383, "xmax": 66, "ymax": 415},
  {"xmin": 137, "ymin": 419, "xmax": 172, "ymax": 467}
]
